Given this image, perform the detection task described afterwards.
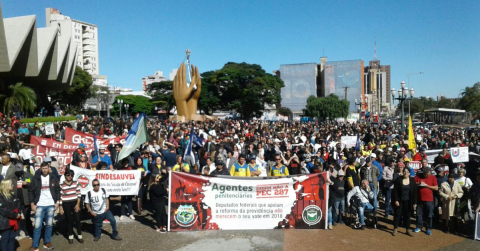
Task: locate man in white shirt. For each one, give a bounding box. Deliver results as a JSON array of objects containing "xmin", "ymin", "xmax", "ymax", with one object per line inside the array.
[
  {"xmin": 85, "ymin": 179, "xmax": 122, "ymax": 242},
  {"xmin": 19, "ymin": 143, "xmax": 35, "ymax": 164}
]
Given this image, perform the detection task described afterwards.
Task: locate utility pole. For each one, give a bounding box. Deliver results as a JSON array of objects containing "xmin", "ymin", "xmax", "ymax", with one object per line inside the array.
[{"xmin": 343, "ymin": 87, "xmax": 350, "ymax": 100}]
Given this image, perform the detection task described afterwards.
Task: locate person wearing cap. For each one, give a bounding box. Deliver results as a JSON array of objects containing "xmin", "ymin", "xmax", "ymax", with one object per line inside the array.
[
  {"xmin": 211, "ymin": 160, "xmax": 229, "ymax": 176},
  {"xmin": 359, "ymin": 157, "xmax": 380, "ymax": 212},
  {"xmin": 439, "ymin": 173, "xmax": 464, "ymax": 234},
  {"xmin": 413, "ymin": 167, "xmax": 438, "ymax": 235},
  {"xmin": 230, "ymin": 154, "xmax": 250, "ymax": 177},
  {"xmin": 91, "ymin": 146, "xmax": 113, "ymax": 170},
  {"xmin": 413, "ymin": 147, "xmax": 427, "ymax": 162},
  {"xmin": 72, "ymin": 143, "xmax": 87, "ymax": 166},
  {"xmin": 247, "ymin": 154, "xmax": 261, "ymax": 177},
  {"xmin": 329, "ymin": 169, "xmax": 346, "ymax": 229}
]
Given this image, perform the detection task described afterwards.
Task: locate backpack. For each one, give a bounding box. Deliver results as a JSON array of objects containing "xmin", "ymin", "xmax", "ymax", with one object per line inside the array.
[{"xmin": 87, "ymin": 188, "xmax": 106, "ymax": 210}]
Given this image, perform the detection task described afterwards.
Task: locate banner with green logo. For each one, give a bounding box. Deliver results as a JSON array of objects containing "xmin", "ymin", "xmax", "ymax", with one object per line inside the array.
[{"xmin": 168, "ymin": 172, "xmax": 328, "ymax": 231}]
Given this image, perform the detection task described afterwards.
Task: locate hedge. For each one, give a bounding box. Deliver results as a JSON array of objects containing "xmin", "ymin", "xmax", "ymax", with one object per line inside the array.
[{"xmin": 20, "ymin": 116, "xmax": 77, "ymax": 123}]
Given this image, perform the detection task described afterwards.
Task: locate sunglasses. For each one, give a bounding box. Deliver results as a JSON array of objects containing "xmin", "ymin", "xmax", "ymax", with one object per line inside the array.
[
  {"xmin": 275, "ymin": 159, "xmax": 281, "ymax": 160},
  {"xmin": 93, "ymin": 184, "xmax": 100, "ymax": 187}
]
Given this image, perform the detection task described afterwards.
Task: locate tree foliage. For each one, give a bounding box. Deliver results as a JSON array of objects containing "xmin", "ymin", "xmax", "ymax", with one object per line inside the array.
[
  {"xmin": 277, "ymin": 107, "xmax": 292, "ymax": 116},
  {"xmin": 199, "ymin": 62, "xmax": 284, "ymax": 119},
  {"xmin": 304, "ymin": 94, "xmax": 349, "ymax": 119},
  {"xmin": 146, "ymin": 81, "xmax": 175, "ymax": 115},
  {"xmin": 53, "ymin": 66, "xmax": 94, "ymax": 109},
  {"xmin": 0, "ymin": 82, "xmax": 37, "ymax": 116},
  {"xmin": 459, "ymin": 82, "xmax": 480, "ymax": 115},
  {"xmin": 112, "ymin": 95, "xmax": 154, "ymax": 116}
]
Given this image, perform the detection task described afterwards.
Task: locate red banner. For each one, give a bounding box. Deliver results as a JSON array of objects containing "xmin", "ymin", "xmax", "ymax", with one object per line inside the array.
[
  {"xmin": 31, "ymin": 136, "xmax": 99, "ymax": 166},
  {"xmin": 64, "ymin": 127, "xmax": 125, "ymax": 146},
  {"xmin": 168, "ymin": 172, "xmax": 328, "ymax": 231}
]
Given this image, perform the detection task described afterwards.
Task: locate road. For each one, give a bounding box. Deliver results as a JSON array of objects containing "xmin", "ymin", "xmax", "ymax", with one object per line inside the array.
[{"xmin": 16, "ymin": 202, "xmax": 478, "ymax": 251}]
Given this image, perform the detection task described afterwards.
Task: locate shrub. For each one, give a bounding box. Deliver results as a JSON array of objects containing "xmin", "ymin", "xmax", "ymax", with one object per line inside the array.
[{"xmin": 20, "ymin": 116, "xmax": 77, "ymax": 123}]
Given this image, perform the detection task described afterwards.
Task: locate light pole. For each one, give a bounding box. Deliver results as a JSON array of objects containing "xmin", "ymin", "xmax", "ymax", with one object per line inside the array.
[
  {"xmin": 407, "ymin": 72, "xmax": 423, "ymax": 115},
  {"xmin": 391, "ymin": 81, "xmax": 415, "ymax": 131},
  {"xmin": 125, "ymin": 104, "xmax": 129, "ymax": 119},
  {"xmin": 117, "ymin": 99, "xmax": 123, "ymax": 118}
]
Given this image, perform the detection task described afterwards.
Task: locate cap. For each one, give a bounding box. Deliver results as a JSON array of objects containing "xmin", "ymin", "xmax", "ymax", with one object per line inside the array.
[
  {"xmin": 400, "ymin": 147, "xmax": 406, "ymax": 152},
  {"xmin": 99, "ymin": 145, "xmax": 106, "ymax": 150},
  {"xmin": 365, "ymin": 157, "xmax": 372, "ymax": 163},
  {"xmin": 249, "ymin": 154, "xmax": 257, "ymax": 160},
  {"xmin": 79, "ymin": 143, "xmax": 86, "ymax": 148},
  {"xmin": 274, "ymin": 139, "xmax": 281, "ymax": 143},
  {"xmin": 43, "ymin": 156, "xmax": 52, "ymax": 163},
  {"xmin": 436, "ymin": 166, "xmax": 444, "ymax": 172},
  {"xmin": 215, "ymin": 160, "xmax": 224, "ymax": 166},
  {"xmin": 419, "ymin": 147, "xmax": 426, "ymax": 151},
  {"xmin": 338, "ymin": 170, "xmax": 345, "ymax": 176},
  {"xmin": 397, "ymin": 162, "xmax": 405, "ymax": 168},
  {"xmin": 370, "ymin": 153, "xmax": 377, "ymax": 158}
]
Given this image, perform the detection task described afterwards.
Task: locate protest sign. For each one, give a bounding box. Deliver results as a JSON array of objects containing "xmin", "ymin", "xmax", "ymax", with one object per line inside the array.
[
  {"xmin": 45, "ymin": 124, "xmax": 55, "ymax": 135},
  {"xmin": 66, "ymin": 165, "xmax": 141, "ymax": 196},
  {"xmin": 450, "ymin": 147, "xmax": 469, "ymax": 163},
  {"xmin": 168, "ymin": 172, "xmax": 328, "ymax": 231},
  {"xmin": 341, "ymin": 136, "xmax": 357, "ymax": 149}
]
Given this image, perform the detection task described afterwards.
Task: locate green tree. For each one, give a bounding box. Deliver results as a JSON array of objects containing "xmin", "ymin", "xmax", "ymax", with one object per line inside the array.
[
  {"xmin": 0, "ymin": 82, "xmax": 37, "ymax": 116},
  {"xmin": 277, "ymin": 106, "xmax": 292, "ymax": 116},
  {"xmin": 146, "ymin": 81, "xmax": 175, "ymax": 115},
  {"xmin": 459, "ymin": 82, "xmax": 480, "ymax": 115},
  {"xmin": 304, "ymin": 94, "xmax": 349, "ymax": 119},
  {"xmin": 200, "ymin": 62, "xmax": 284, "ymax": 119},
  {"xmin": 437, "ymin": 97, "xmax": 456, "ymax": 109},
  {"xmin": 112, "ymin": 95, "xmax": 154, "ymax": 116},
  {"xmin": 52, "ymin": 66, "xmax": 94, "ymax": 109}
]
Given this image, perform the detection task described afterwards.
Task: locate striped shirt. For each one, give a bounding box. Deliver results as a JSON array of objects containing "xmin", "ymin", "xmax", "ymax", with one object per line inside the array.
[{"xmin": 60, "ymin": 180, "xmax": 81, "ymax": 205}]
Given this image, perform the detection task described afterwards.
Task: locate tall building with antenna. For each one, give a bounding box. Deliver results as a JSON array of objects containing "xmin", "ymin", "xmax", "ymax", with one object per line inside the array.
[{"xmin": 364, "ymin": 41, "xmax": 390, "ymax": 114}]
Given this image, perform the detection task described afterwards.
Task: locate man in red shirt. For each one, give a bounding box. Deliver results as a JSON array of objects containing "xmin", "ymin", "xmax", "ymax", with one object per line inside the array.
[
  {"xmin": 413, "ymin": 147, "xmax": 427, "ymax": 161},
  {"xmin": 413, "ymin": 167, "xmax": 438, "ymax": 235}
]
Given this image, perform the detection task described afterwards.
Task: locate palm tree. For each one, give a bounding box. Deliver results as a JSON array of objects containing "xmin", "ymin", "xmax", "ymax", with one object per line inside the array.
[{"xmin": 0, "ymin": 82, "xmax": 37, "ymax": 117}]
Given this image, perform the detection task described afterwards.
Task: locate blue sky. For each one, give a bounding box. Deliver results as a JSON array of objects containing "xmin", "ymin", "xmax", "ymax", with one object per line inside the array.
[{"xmin": 3, "ymin": 0, "xmax": 479, "ymax": 98}]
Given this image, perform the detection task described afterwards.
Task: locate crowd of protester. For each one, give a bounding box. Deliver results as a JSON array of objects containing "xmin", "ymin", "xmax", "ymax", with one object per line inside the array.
[{"xmin": 0, "ymin": 114, "xmax": 479, "ymax": 250}]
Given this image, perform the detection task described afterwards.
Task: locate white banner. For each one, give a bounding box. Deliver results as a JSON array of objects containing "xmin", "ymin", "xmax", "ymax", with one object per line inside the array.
[
  {"xmin": 64, "ymin": 166, "xmax": 141, "ymax": 196},
  {"xmin": 450, "ymin": 147, "xmax": 469, "ymax": 163},
  {"xmin": 341, "ymin": 136, "xmax": 357, "ymax": 149}
]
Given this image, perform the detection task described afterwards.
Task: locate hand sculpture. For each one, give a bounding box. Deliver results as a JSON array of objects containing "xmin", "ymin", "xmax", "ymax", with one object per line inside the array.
[{"xmin": 173, "ymin": 63, "xmax": 201, "ymax": 121}]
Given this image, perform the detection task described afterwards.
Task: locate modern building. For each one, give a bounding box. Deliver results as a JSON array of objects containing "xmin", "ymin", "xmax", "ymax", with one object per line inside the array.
[
  {"xmin": 46, "ymin": 8, "xmax": 99, "ymax": 76},
  {"xmin": 363, "ymin": 43, "xmax": 391, "ymax": 114},
  {"xmin": 0, "ymin": 1, "xmax": 77, "ymax": 98},
  {"xmin": 142, "ymin": 70, "xmax": 168, "ymax": 91}
]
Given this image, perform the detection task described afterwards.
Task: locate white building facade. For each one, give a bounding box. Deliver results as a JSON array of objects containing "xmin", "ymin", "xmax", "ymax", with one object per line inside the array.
[
  {"xmin": 142, "ymin": 70, "xmax": 167, "ymax": 91},
  {"xmin": 46, "ymin": 7, "xmax": 99, "ymax": 76}
]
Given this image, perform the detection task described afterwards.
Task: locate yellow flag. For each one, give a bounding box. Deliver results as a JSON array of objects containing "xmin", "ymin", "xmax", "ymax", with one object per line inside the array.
[{"xmin": 408, "ymin": 116, "xmax": 416, "ymax": 154}]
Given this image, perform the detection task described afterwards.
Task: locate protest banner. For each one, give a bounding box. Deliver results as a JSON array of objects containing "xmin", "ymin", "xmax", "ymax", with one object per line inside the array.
[
  {"xmin": 450, "ymin": 147, "xmax": 469, "ymax": 163},
  {"xmin": 409, "ymin": 161, "xmax": 421, "ymax": 171},
  {"xmin": 64, "ymin": 127, "xmax": 125, "ymax": 146},
  {"xmin": 341, "ymin": 136, "xmax": 357, "ymax": 149},
  {"xmin": 168, "ymin": 172, "xmax": 328, "ymax": 231},
  {"xmin": 425, "ymin": 149, "xmax": 442, "ymax": 164},
  {"xmin": 65, "ymin": 165, "xmax": 141, "ymax": 196}
]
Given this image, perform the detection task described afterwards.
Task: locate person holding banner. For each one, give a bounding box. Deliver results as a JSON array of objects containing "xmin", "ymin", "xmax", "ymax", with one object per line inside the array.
[
  {"xmin": 76, "ymin": 154, "xmax": 91, "ymax": 169},
  {"xmin": 118, "ymin": 159, "xmax": 135, "ymax": 221},
  {"xmin": 230, "ymin": 154, "xmax": 250, "ymax": 177},
  {"xmin": 270, "ymin": 155, "xmax": 289, "ymax": 177},
  {"xmin": 91, "ymin": 146, "xmax": 113, "ymax": 171}
]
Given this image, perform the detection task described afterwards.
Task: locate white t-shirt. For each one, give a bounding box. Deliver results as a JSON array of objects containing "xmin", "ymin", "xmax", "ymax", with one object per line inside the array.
[
  {"xmin": 85, "ymin": 189, "xmax": 108, "ymax": 214},
  {"xmin": 1, "ymin": 165, "xmax": 9, "ymax": 177},
  {"xmin": 455, "ymin": 176, "xmax": 473, "ymax": 188},
  {"xmin": 19, "ymin": 148, "xmax": 32, "ymax": 163},
  {"xmin": 37, "ymin": 175, "xmax": 55, "ymax": 206}
]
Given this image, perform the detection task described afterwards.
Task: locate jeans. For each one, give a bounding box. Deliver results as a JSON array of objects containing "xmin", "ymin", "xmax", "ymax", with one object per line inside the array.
[
  {"xmin": 121, "ymin": 196, "xmax": 133, "ymax": 216},
  {"xmin": 332, "ymin": 197, "xmax": 345, "ymax": 223},
  {"xmin": 358, "ymin": 202, "xmax": 374, "ymax": 225},
  {"xmin": 328, "ymin": 206, "xmax": 332, "ymax": 224},
  {"xmin": 62, "ymin": 201, "xmax": 82, "ymax": 237},
  {"xmin": 54, "ymin": 111, "xmax": 60, "ymax": 117},
  {"xmin": 369, "ymin": 183, "xmax": 378, "ymax": 211},
  {"xmin": 14, "ymin": 112, "xmax": 21, "ymax": 120},
  {"xmin": 394, "ymin": 200, "xmax": 412, "ymax": 229},
  {"xmin": 416, "ymin": 201, "xmax": 434, "ymax": 229},
  {"xmin": 93, "ymin": 210, "xmax": 118, "ymax": 239},
  {"xmin": 384, "ymin": 189, "xmax": 393, "ymax": 215},
  {"xmin": 32, "ymin": 205, "xmax": 55, "ymax": 248},
  {"xmin": 0, "ymin": 229, "xmax": 17, "ymax": 251}
]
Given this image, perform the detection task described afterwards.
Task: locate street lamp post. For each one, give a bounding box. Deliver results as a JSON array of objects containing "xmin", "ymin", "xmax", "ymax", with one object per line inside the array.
[
  {"xmin": 117, "ymin": 99, "xmax": 123, "ymax": 118},
  {"xmin": 391, "ymin": 81, "xmax": 415, "ymax": 131},
  {"xmin": 125, "ymin": 104, "xmax": 129, "ymax": 119}
]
